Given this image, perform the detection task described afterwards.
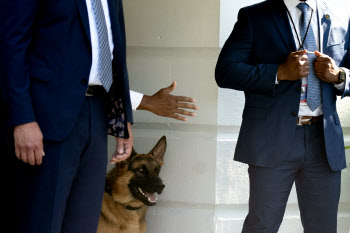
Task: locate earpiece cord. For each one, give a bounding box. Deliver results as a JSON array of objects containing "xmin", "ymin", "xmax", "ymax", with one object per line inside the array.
[{"xmin": 285, "ymin": 4, "xmax": 314, "ymax": 51}]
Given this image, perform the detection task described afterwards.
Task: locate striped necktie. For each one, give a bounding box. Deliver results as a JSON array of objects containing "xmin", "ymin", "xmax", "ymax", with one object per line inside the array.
[
  {"xmin": 297, "ymin": 3, "xmax": 322, "ymax": 111},
  {"xmin": 91, "ymin": 0, "xmax": 113, "ymax": 92}
]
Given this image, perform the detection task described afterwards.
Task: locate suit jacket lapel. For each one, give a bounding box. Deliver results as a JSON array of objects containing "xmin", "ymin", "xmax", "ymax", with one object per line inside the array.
[
  {"xmin": 77, "ymin": 0, "xmax": 91, "ymax": 42},
  {"xmin": 317, "ymin": 0, "xmax": 331, "ymax": 53},
  {"xmin": 107, "ymin": 0, "xmax": 122, "ymax": 56},
  {"xmin": 269, "ymin": 0, "xmax": 297, "ymax": 52}
]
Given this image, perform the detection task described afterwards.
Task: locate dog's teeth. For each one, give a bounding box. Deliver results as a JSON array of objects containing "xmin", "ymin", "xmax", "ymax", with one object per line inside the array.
[
  {"xmin": 138, "ymin": 187, "xmax": 145, "ymax": 195},
  {"xmin": 148, "ymin": 197, "xmax": 157, "ymax": 203}
]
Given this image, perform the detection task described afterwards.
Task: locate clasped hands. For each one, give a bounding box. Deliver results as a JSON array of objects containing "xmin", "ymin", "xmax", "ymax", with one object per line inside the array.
[{"xmin": 277, "ymin": 50, "xmax": 341, "ymax": 83}]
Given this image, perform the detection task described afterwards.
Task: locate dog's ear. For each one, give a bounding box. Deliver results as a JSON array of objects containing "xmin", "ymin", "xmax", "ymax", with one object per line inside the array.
[
  {"xmin": 131, "ymin": 147, "xmax": 137, "ymax": 157},
  {"xmin": 149, "ymin": 136, "xmax": 167, "ymax": 166}
]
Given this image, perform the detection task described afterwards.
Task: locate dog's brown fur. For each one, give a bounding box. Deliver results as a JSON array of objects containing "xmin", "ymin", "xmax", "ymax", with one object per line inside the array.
[{"xmin": 97, "ymin": 136, "xmax": 167, "ymax": 233}]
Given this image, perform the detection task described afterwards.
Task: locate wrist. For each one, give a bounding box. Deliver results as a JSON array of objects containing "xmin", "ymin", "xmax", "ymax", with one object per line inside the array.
[
  {"xmin": 277, "ymin": 65, "xmax": 285, "ymax": 81},
  {"xmin": 334, "ymin": 68, "xmax": 345, "ymax": 84},
  {"xmin": 137, "ymin": 95, "xmax": 152, "ymax": 111}
]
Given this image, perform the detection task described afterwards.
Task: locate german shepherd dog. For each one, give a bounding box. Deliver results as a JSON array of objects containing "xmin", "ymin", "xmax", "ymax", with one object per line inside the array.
[{"xmin": 97, "ymin": 136, "xmax": 167, "ymax": 233}]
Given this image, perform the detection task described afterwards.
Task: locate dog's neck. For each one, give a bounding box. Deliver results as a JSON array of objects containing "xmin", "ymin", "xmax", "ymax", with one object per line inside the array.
[
  {"xmin": 106, "ymin": 191, "xmax": 145, "ymax": 211},
  {"xmin": 122, "ymin": 203, "xmax": 144, "ymax": 211}
]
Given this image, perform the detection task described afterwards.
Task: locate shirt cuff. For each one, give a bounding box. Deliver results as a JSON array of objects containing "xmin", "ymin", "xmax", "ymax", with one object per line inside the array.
[
  {"xmin": 275, "ymin": 75, "xmax": 279, "ymax": 84},
  {"xmin": 130, "ymin": 90, "xmax": 144, "ymax": 110},
  {"xmin": 334, "ymin": 82, "xmax": 345, "ymax": 91}
]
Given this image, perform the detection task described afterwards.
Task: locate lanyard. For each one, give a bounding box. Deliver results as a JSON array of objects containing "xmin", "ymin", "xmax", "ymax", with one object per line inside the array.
[{"xmin": 285, "ymin": 4, "xmax": 314, "ymax": 51}]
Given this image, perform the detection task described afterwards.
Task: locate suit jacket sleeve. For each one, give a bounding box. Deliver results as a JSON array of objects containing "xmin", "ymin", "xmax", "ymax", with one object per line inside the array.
[
  {"xmin": 0, "ymin": 0, "xmax": 39, "ymax": 126},
  {"xmin": 339, "ymin": 12, "xmax": 350, "ymax": 98},
  {"xmin": 118, "ymin": 0, "xmax": 133, "ymax": 123},
  {"xmin": 215, "ymin": 8, "xmax": 279, "ymax": 96},
  {"xmin": 107, "ymin": 0, "xmax": 133, "ymax": 138}
]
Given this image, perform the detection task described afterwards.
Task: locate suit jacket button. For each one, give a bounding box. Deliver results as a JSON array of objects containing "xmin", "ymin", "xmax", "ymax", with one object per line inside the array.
[
  {"xmin": 81, "ymin": 79, "xmax": 88, "ymax": 85},
  {"xmin": 291, "ymin": 112, "xmax": 297, "ymax": 117},
  {"xmin": 295, "ymin": 87, "xmax": 301, "ymax": 92}
]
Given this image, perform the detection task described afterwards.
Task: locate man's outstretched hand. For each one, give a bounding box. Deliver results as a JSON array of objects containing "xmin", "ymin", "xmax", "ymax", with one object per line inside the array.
[
  {"xmin": 110, "ymin": 122, "xmax": 133, "ymax": 164},
  {"xmin": 137, "ymin": 81, "xmax": 199, "ymax": 121}
]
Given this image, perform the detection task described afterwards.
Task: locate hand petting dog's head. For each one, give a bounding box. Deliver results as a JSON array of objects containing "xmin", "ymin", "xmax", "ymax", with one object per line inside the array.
[{"xmin": 105, "ymin": 136, "xmax": 167, "ymax": 206}]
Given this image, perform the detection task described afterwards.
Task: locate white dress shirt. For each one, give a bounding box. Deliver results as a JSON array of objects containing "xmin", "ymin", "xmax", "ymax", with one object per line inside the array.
[
  {"xmin": 284, "ymin": 0, "xmax": 323, "ymax": 116},
  {"xmin": 280, "ymin": 0, "xmax": 347, "ymax": 116},
  {"xmin": 130, "ymin": 90, "xmax": 144, "ymax": 110},
  {"xmin": 85, "ymin": 0, "xmax": 144, "ymax": 110},
  {"xmin": 85, "ymin": 0, "xmax": 114, "ymax": 86}
]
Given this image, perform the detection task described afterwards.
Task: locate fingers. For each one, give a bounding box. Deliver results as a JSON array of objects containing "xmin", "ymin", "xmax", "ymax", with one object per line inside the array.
[
  {"xmin": 174, "ymin": 96, "xmax": 196, "ymax": 103},
  {"xmin": 315, "ymin": 56, "xmax": 331, "ymax": 62},
  {"xmin": 299, "ymin": 54, "xmax": 309, "ymax": 61},
  {"xmin": 27, "ymin": 149, "xmax": 36, "ymax": 166},
  {"xmin": 122, "ymin": 139, "xmax": 132, "ymax": 160},
  {"xmin": 34, "ymin": 149, "xmax": 45, "ymax": 165},
  {"xmin": 110, "ymin": 138, "xmax": 125, "ymax": 164},
  {"xmin": 291, "ymin": 50, "xmax": 307, "ymax": 57},
  {"xmin": 170, "ymin": 114, "xmax": 188, "ymax": 121},
  {"xmin": 299, "ymin": 59, "xmax": 309, "ymax": 67},
  {"xmin": 174, "ymin": 108, "xmax": 196, "ymax": 117},
  {"xmin": 116, "ymin": 137, "xmax": 124, "ymax": 155},
  {"xmin": 110, "ymin": 152, "xmax": 129, "ymax": 164},
  {"xmin": 301, "ymin": 70, "xmax": 309, "ymax": 77},
  {"xmin": 162, "ymin": 81, "xmax": 177, "ymax": 94},
  {"xmin": 315, "ymin": 50, "xmax": 327, "ymax": 57},
  {"xmin": 20, "ymin": 149, "xmax": 28, "ymax": 164},
  {"xmin": 15, "ymin": 143, "xmax": 44, "ymax": 165},
  {"xmin": 111, "ymin": 135, "xmax": 133, "ymax": 164},
  {"xmin": 175, "ymin": 102, "xmax": 199, "ymax": 110},
  {"xmin": 15, "ymin": 147, "xmax": 21, "ymax": 160}
]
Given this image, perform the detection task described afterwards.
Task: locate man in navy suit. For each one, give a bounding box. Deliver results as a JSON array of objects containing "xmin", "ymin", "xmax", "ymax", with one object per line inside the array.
[
  {"xmin": 0, "ymin": 0, "xmax": 133, "ymax": 232},
  {"xmin": 216, "ymin": 0, "xmax": 349, "ymax": 232}
]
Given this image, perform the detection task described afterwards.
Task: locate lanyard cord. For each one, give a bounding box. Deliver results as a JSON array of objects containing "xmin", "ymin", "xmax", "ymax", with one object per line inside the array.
[{"xmin": 285, "ymin": 5, "xmax": 314, "ymax": 50}]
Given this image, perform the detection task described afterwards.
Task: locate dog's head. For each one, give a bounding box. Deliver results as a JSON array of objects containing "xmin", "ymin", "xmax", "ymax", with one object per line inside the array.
[{"xmin": 105, "ymin": 136, "xmax": 167, "ymax": 206}]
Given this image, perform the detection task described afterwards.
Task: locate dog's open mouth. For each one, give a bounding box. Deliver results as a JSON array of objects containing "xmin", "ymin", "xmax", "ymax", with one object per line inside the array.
[
  {"xmin": 137, "ymin": 187, "xmax": 157, "ymax": 204},
  {"xmin": 129, "ymin": 184, "xmax": 159, "ymax": 206}
]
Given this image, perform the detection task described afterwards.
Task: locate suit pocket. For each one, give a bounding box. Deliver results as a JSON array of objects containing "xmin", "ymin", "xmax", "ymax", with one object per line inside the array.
[
  {"xmin": 333, "ymin": 112, "xmax": 340, "ymax": 125},
  {"xmin": 30, "ymin": 66, "xmax": 53, "ymax": 82},
  {"xmin": 242, "ymin": 106, "xmax": 267, "ymax": 120},
  {"xmin": 327, "ymin": 26, "xmax": 346, "ymax": 47}
]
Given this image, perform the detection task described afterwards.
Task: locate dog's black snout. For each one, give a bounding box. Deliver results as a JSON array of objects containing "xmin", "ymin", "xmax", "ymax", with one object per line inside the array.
[{"xmin": 156, "ymin": 182, "xmax": 165, "ymax": 194}]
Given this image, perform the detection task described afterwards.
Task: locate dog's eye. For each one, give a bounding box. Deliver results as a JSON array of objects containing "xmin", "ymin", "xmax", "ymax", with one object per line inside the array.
[
  {"xmin": 137, "ymin": 168, "xmax": 146, "ymax": 175},
  {"xmin": 154, "ymin": 168, "xmax": 160, "ymax": 174}
]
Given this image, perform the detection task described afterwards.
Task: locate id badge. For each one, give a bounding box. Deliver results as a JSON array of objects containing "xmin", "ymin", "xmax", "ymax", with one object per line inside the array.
[{"xmin": 300, "ymin": 84, "xmax": 307, "ymax": 103}]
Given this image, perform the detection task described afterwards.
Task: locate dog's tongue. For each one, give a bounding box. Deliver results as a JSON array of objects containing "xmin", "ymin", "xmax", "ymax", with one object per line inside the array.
[{"xmin": 145, "ymin": 192, "xmax": 157, "ymax": 203}]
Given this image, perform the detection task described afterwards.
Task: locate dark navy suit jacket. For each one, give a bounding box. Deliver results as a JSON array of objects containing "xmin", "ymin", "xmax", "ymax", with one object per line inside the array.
[
  {"xmin": 216, "ymin": 0, "xmax": 350, "ymax": 171},
  {"xmin": 0, "ymin": 0, "xmax": 132, "ymax": 141}
]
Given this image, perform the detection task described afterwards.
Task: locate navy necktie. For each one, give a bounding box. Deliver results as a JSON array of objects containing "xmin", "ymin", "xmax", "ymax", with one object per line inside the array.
[
  {"xmin": 297, "ymin": 3, "xmax": 322, "ymax": 111},
  {"xmin": 91, "ymin": 0, "xmax": 113, "ymax": 92}
]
